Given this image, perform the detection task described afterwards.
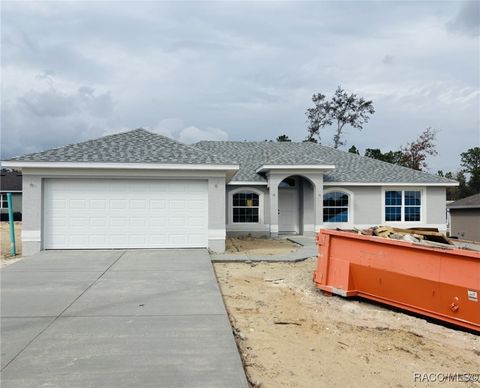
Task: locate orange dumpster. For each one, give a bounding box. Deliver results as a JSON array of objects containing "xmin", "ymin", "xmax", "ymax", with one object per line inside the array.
[{"xmin": 313, "ymin": 230, "xmax": 480, "ymax": 333}]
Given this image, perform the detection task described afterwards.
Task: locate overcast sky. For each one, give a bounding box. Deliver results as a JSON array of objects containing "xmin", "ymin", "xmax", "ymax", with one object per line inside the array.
[{"xmin": 1, "ymin": 1, "xmax": 479, "ymax": 173}]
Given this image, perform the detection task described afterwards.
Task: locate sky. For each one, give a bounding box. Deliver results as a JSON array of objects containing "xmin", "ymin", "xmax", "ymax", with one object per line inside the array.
[{"xmin": 1, "ymin": 0, "xmax": 479, "ymax": 174}]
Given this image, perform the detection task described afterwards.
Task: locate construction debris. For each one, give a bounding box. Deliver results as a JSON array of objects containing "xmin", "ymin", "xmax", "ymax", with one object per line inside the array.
[{"xmin": 348, "ymin": 226, "xmax": 454, "ymax": 247}]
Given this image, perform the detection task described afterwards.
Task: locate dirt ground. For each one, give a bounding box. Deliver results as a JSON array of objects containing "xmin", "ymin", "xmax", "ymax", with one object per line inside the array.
[
  {"xmin": 1, "ymin": 221, "xmax": 22, "ymax": 266},
  {"xmin": 226, "ymin": 236, "xmax": 299, "ymax": 255},
  {"xmin": 214, "ymin": 259, "xmax": 480, "ymax": 388}
]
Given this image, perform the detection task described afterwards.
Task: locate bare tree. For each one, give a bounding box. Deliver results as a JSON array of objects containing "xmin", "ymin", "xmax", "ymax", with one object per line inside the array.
[
  {"xmin": 400, "ymin": 127, "xmax": 438, "ymax": 171},
  {"xmin": 306, "ymin": 86, "xmax": 375, "ymax": 148}
]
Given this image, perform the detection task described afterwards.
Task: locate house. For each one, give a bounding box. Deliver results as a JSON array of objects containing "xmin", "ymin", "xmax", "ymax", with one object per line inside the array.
[
  {"xmin": 447, "ymin": 193, "xmax": 480, "ymax": 242},
  {"xmin": 0, "ymin": 169, "xmax": 22, "ymax": 221},
  {"xmin": 1, "ymin": 129, "xmax": 457, "ymax": 256}
]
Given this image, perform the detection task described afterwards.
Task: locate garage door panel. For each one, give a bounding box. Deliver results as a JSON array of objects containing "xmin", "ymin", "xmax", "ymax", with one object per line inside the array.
[{"xmin": 44, "ymin": 179, "xmax": 208, "ymax": 249}]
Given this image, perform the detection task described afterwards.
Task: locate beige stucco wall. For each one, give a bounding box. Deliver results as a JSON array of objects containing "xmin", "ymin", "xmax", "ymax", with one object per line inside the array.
[{"xmin": 450, "ymin": 209, "xmax": 480, "ymax": 242}]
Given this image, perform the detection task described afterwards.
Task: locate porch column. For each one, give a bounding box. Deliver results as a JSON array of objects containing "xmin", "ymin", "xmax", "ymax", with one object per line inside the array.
[
  {"xmin": 268, "ymin": 174, "xmax": 283, "ymax": 237},
  {"xmin": 309, "ymin": 175, "xmax": 324, "ymax": 234}
]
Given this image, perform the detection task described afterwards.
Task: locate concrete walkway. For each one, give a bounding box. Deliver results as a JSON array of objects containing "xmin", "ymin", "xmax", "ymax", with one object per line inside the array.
[
  {"xmin": 1, "ymin": 249, "xmax": 248, "ymax": 388},
  {"xmin": 211, "ymin": 235, "xmax": 317, "ymax": 262}
]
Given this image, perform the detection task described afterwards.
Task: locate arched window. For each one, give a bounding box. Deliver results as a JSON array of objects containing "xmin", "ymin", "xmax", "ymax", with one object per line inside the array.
[
  {"xmin": 232, "ymin": 191, "xmax": 260, "ymax": 223},
  {"xmin": 323, "ymin": 191, "xmax": 349, "ymax": 223}
]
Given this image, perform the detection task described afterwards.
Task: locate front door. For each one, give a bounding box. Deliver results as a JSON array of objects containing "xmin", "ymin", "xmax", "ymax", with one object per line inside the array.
[{"xmin": 278, "ymin": 188, "xmax": 298, "ymax": 234}]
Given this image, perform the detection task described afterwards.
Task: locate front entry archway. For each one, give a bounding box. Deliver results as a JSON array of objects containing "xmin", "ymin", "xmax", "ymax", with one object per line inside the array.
[{"xmin": 267, "ymin": 171, "xmax": 325, "ymax": 237}]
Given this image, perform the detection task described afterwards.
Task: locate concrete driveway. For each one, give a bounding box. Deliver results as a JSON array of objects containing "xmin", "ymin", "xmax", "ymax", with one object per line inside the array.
[{"xmin": 1, "ymin": 250, "xmax": 248, "ymax": 388}]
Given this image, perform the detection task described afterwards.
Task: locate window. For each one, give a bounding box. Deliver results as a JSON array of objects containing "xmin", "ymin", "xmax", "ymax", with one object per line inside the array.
[
  {"xmin": 323, "ymin": 191, "xmax": 349, "ymax": 222},
  {"xmin": 0, "ymin": 194, "xmax": 8, "ymax": 209},
  {"xmin": 279, "ymin": 177, "xmax": 296, "ymax": 188},
  {"xmin": 385, "ymin": 191, "xmax": 402, "ymax": 221},
  {"xmin": 232, "ymin": 192, "xmax": 260, "ymax": 223},
  {"xmin": 385, "ymin": 190, "xmax": 421, "ymax": 222}
]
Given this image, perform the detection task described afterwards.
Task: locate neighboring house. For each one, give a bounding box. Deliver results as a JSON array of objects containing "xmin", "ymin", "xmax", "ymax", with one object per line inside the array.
[
  {"xmin": 447, "ymin": 193, "xmax": 480, "ymax": 242},
  {"xmin": 0, "ymin": 169, "xmax": 22, "ymax": 221},
  {"xmin": 2, "ymin": 129, "xmax": 457, "ymax": 256}
]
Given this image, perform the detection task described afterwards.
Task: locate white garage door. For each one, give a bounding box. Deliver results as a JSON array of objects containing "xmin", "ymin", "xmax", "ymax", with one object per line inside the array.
[{"xmin": 44, "ymin": 179, "xmax": 208, "ymax": 249}]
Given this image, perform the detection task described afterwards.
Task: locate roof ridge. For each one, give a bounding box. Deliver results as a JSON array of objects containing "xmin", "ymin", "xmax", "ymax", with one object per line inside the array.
[
  {"xmin": 195, "ymin": 140, "xmax": 309, "ymax": 145},
  {"xmin": 146, "ymin": 131, "xmax": 235, "ymax": 163},
  {"xmin": 264, "ymin": 144, "xmax": 327, "ymax": 165}
]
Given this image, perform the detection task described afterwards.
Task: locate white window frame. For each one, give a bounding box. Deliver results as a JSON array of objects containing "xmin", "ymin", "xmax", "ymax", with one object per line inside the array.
[
  {"xmin": 323, "ymin": 188, "xmax": 354, "ymax": 227},
  {"xmin": 0, "ymin": 194, "xmax": 8, "ymax": 209},
  {"xmin": 229, "ymin": 187, "xmax": 264, "ymax": 225},
  {"xmin": 381, "ymin": 187, "xmax": 426, "ymax": 225}
]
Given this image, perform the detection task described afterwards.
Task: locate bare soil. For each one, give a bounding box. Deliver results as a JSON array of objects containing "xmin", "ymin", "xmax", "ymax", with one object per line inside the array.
[
  {"xmin": 214, "ymin": 259, "xmax": 480, "ymax": 388},
  {"xmin": 226, "ymin": 236, "xmax": 299, "ymax": 255},
  {"xmin": 1, "ymin": 221, "xmax": 22, "ymax": 266}
]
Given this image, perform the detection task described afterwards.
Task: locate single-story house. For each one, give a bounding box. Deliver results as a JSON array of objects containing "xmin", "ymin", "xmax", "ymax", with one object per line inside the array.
[
  {"xmin": 2, "ymin": 129, "xmax": 457, "ymax": 256},
  {"xmin": 447, "ymin": 193, "xmax": 480, "ymax": 242},
  {"xmin": 0, "ymin": 169, "xmax": 22, "ymax": 221}
]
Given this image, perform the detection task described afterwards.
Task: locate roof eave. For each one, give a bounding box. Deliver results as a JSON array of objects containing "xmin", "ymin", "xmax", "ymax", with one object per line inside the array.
[
  {"xmin": 1, "ymin": 161, "xmax": 240, "ymax": 182},
  {"xmin": 448, "ymin": 205, "xmax": 480, "ymax": 209},
  {"xmin": 323, "ymin": 181, "xmax": 459, "ymax": 187},
  {"xmin": 1, "ymin": 161, "xmax": 238, "ymax": 170},
  {"xmin": 255, "ymin": 164, "xmax": 336, "ymax": 174}
]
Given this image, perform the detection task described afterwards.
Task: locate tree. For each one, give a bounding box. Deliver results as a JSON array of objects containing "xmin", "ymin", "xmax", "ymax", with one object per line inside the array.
[
  {"xmin": 455, "ymin": 171, "xmax": 472, "ymax": 199},
  {"xmin": 306, "ymin": 86, "xmax": 375, "ymax": 148},
  {"xmin": 438, "ymin": 171, "xmax": 459, "ymax": 200},
  {"xmin": 399, "ymin": 127, "xmax": 437, "ymax": 171},
  {"xmin": 303, "ymin": 136, "xmax": 318, "ymax": 143},
  {"xmin": 460, "ymin": 147, "xmax": 480, "ymax": 174},
  {"xmin": 276, "ymin": 134, "xmax": 292, "ymax": 142},
  {"xmin": 365, "ymin": 148, "xmax": 404, "ymax": 165},
  {"xmin": 460, "ymin": 147, "xmax": 480, "ymax": 194},
  {"xmin": 348, "ymin": 145, "xmax": 360, "ymax": 154}
]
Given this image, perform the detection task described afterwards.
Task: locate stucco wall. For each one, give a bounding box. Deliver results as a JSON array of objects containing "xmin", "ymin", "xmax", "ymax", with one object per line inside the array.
[
  {"xmin": 226, "ymin": 184, "xmax": 448, "ymax": 236},
  {"xmin": 449, "ymin": 209, "xmax": 480, "ymax": 242},
  {"xmin": 207, "ymin": 176, "xmax": 226, "ymax": 251},
  {"xmin": 325, "ymin": 186, "xmax": 382, "ymax": 225},
  {"xmin": 22, "ymin": 175, "xmax": 42, "ymax": 255},
  {"xmin": 225, "ymin": 178, "xmax": 321, "ymax": 237},
  {"xmin": 225, "ymin": 185, "xmax": 270, "ymax": 236},
  {"xmin": 302, "ymin": 180, "xmax": 315, "ymax": 231},
  {"xmin": 426, "ymin": 186, "xmax": 447, "ymax": 224}
]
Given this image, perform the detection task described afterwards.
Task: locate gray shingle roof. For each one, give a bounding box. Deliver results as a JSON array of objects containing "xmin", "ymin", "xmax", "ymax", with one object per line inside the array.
[
  {"xmin": 447, "ymin": 193, "xmax": 480, "ymax": 208},
  {"xmin": 8, "ymin": 129, "xmax": 232, "ymax": 165},
  {"xmin": 193, "ymin": 141, "xmax": 457, "ymax": 185}
]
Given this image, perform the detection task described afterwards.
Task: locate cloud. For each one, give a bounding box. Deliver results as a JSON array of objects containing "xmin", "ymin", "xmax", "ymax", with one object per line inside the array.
[
  {"xmin": 1, "ymin": 1, "xmax": 478, "ymax": 173},
  {"xmin": 177, "ymin": 126, "xmax": 228, "ymax": 144},
  {"xmin": 1, "ymin": 77, "xmax": 115, "ymax": 158},
  {"xmin": 149, "ymin": 120, "xmax": 229, "ymax": 144},
  {"xmin": 382, "ymin": 55, "xmax": 395, "ymax": 65},
  {"xmin": 447, "ymin": 0, "xmax": 480, "ymax": 37}
]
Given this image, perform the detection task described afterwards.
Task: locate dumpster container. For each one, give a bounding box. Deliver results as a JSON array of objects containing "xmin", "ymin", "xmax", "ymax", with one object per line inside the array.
[{"xmin": 313, "ymin": 230, "xmax": 480, "ymax": 332}]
